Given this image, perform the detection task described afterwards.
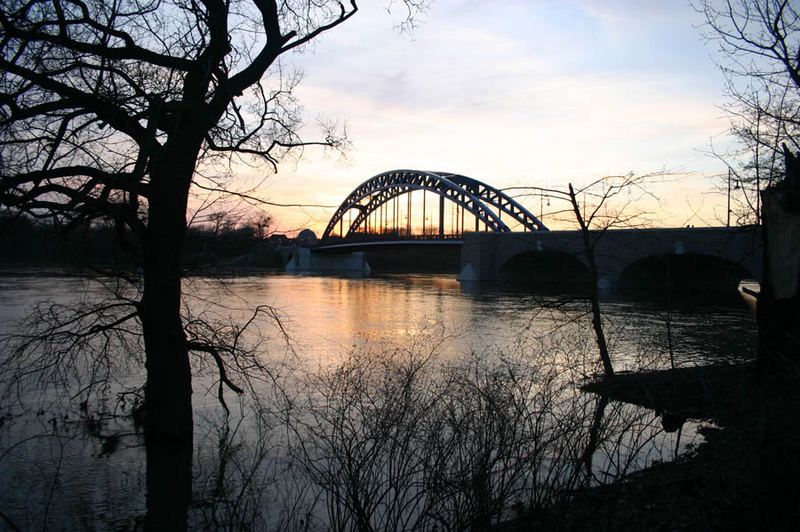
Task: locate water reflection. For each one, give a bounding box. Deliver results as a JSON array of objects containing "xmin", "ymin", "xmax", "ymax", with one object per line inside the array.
[{"xmin": 0, "ymin": 271, "xmax": 755, "ymax": 529}]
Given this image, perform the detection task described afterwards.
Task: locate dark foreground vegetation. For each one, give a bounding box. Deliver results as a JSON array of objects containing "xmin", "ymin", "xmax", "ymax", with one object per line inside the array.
[
  {"xmin": 495, "ymin": 363, "xmax": 800, "ymax": 531},
  {"xmin": 0, "ymin": 212, "xmax": 284, "ymax": 270}
]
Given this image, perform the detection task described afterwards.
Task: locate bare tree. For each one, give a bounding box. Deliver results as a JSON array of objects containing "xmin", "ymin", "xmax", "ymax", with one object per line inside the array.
[
  {"xmin": 0, "ymin": 1, "xmax": 422, "ymax": 528},
  {"xmin": 505, "ymin": 173, "xmax": 661, "ymax": 378},
  {"xmin": 696, "ymin": 0, "xmax": 800, "ymax": 223},
  {"xmin": 284, "ymin": 327, "xmax": 685, "ymax": 530},
  {"xmin": 697, "ymin": 0, "xmax": 800, "ymax": 370}
]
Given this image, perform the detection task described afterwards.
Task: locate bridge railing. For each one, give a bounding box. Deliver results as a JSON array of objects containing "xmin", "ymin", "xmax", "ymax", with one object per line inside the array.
[{"xmin": 319, "ymin": 231, "xmax": 464, "ymax": 245}]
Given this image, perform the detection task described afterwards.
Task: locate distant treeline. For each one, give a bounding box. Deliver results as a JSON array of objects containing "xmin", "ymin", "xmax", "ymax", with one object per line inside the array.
[{"xmin": 0, "ymin": 212, "xmax": 288, "ymax": 270}]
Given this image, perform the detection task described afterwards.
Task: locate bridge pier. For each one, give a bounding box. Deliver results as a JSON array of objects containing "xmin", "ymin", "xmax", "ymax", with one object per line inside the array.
[{"xmin": 285, "ymin": 247, "xmax": 371, "ymax": 275}]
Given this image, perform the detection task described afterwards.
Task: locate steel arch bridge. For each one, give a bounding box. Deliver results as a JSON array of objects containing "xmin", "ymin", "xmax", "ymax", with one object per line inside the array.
[{"xmin": 320, "ymin": 170, "xmax": 548, "ymax": 243}]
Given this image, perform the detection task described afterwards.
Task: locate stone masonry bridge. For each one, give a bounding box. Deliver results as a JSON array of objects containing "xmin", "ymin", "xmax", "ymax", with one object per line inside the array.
[
  {"xmin": 296, "ymin": 170, "xmax": 763, "ymax": 292},
  {"xmin": 457, "ymin": 226, "xmax": 762, "ymax": 291}
]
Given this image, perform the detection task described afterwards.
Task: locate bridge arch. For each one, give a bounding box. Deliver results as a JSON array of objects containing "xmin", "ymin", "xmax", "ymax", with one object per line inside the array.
[
  {"xmin": 499, "ymin": 250, "xmax": 592, "ymax": 292},
  {"xmin": 458, "ymin": 227, "xmax": 762, "ymax": 290},
  {"xmin": 617, "ymin": 253, "xmax": 756, "ymax": 296},
  {"xmin": 320, "ymin": 170, "xmax": 547, "ymax": 242}
]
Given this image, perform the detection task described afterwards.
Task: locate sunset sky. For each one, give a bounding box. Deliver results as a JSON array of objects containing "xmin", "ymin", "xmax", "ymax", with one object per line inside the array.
[{"xmin": 234, "ymin": 1, "xmax": 738, "ymax": 236}]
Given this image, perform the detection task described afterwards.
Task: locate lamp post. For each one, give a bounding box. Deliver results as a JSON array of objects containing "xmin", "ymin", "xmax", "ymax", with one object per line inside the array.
[{"xmin": 727, "ymin": 167, "xmax": 731, "ymax": 228}]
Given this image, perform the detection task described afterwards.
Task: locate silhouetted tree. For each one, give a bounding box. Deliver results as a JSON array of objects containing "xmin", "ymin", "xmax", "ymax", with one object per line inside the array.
[
  {"xmin": 757, "ymin": 147, "xmax": 800, "ymax": 372},
  {"xmin": 0, "ymin": 1, "xmax": 422, "ymax": 528},
  {"xmin": 567, "ymin": 183, "xmax": 615, "ymax": 377},
  {"xmin": 507, "ymin": 173, "xmax": 661, "ymax": 378},
  {"xmin": 697, "ymin": 0, "xmax": 800, "ymax": 370},
  {"xmin": 696, "ymin": 0, "xmax": 800, "ymax": 223}
]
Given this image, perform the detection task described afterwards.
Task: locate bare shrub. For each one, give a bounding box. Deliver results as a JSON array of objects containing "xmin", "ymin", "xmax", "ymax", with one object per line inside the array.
[{"xmin": 285, "ymin": 329, "xmax": 682, "ymax": 531}]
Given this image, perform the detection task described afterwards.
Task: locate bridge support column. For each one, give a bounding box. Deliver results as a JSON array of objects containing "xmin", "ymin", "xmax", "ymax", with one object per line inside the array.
[
  {"xmin": 285, "ymin": 247, "xmax": 371, "ymax": 275},
  {"xmin": 596, "ymin": 272, "xmax": 619, "ymax": 294},
  {"xmin": 457, "ymin": 262, "xmax": 479, "ymax": 282},
  {"xmin": 439, "ymin": 194, "xmax": 445, "ymax": 238},
  {"xmin": 458, "ymin": 232, "xmax": 502, "ymax": 281}
]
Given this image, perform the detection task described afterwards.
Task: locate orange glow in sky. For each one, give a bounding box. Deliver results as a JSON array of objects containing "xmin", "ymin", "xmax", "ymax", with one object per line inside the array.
[{"xmin": 216, "ymin": 1, "xmax": 739, "ymax": 236}]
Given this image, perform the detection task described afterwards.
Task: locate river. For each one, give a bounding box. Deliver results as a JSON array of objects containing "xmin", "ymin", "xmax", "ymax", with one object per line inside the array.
[{"xmin": 0, "ymin": 270, "xmax": 757, "ymax": 529}]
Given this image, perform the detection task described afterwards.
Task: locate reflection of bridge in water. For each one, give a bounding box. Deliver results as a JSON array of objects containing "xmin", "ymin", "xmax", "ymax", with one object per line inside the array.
[{"xmin": 293, "ymin": 170, "xmax": 762, "ymax": 292}]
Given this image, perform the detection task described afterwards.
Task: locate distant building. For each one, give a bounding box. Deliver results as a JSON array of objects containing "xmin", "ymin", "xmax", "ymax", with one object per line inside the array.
[
  {"xmin": 268, "ymin": 234, "xmax": 290, "ymax": 248},
  {"xmin": 296, "ymin": 229, "xmax": 318, "ymax": 246}
]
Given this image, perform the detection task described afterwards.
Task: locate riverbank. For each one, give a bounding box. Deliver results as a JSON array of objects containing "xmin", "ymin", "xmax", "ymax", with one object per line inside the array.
[{"xmin": 500, "ymin": 362, "xmax": 800, "ymax": 530}]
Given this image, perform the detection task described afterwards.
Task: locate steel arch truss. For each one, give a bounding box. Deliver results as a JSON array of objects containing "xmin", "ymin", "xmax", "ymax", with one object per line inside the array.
[{"xmin": 321, "ymin": 170, "xmax": 548, "ymax": 241}]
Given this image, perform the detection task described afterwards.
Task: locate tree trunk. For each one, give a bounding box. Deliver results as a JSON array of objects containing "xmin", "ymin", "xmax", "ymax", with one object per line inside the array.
[
  {"xmin": 140, "ymin": 145, "xmax": 198, "ymax": 530},
  {"xmin": 755, "ymin": 150, "xmax": 800, "ymax": 528},
  {"xmin": 756, "ymin": 147, "xmax": 800, "ymax": 372},
  {"xmin": 568, "ymin": 184, "xmax": 615, "ymax": 378},
  {"xmin": 757, "ymin": 189, "xmax": 800, "ymax": 372},
  {"xmin": 580, "ymin": 395, "xmax": 609, "ymax": 481}
]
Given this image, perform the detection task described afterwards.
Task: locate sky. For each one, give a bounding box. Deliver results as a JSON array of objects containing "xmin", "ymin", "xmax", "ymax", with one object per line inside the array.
[{"xmin": 235, "ymin": 0, "xmax": 737, "ymax": 235}]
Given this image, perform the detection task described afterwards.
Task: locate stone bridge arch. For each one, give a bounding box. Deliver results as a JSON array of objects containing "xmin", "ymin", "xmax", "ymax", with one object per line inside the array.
[
  {"xmin": 498, "ymin": 249, "xmax": 593, "ymax": 291},
  {"xmin": 459, "ymin": 226, "xmax": 763, "ymax": 293},
  {"xmin": 617, "ymin": 253, "xmax": 757, "ymax": 295}
]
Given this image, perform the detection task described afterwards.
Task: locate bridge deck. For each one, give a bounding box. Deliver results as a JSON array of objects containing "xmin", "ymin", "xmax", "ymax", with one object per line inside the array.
[{"xmin": 314, "ymin": 239, "xmax": 463, "ymax": 252}]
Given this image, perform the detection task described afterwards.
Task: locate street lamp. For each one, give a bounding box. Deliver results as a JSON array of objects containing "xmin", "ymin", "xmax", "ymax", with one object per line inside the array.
[
  {"xmin": 727, "ymin": 168, "xmax": 731, "ymax": 227},
  {"xmin": 727, "ymin": 168, "xmax": 741, "ymax": 227}
]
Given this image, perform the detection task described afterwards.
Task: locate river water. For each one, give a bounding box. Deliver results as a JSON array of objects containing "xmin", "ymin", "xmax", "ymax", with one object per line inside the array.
[
  {"xmin": 0, "ymin": 270, "xmax": 757, "ymax": 529},
  {"xmin": 182, "ymin": 271, "xmax": 756, "ymax": 367}
]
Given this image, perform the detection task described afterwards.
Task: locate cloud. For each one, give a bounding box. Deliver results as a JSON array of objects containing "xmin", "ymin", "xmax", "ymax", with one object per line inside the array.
[{"xmin": 256, "ymin": 1, "xmax": 733, "ymax": 233}]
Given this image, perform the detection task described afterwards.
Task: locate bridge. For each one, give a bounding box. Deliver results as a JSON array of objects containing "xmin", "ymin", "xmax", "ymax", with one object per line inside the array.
[
  {"xmin": 288, "ymin": 169, "xmax": 763, "ymax": 292},
  {"xmin": 458, "ymin": 226, "xmax": 762, "ymax": 293},
  {"xmin": 318, "ymin": 169, "xmax": 548, "ymax": 245}
]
